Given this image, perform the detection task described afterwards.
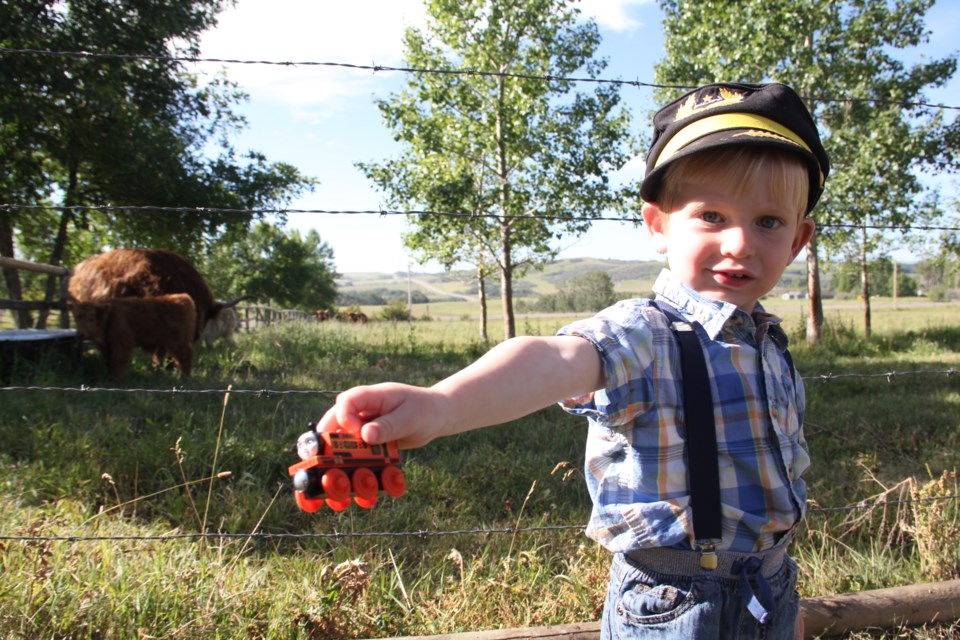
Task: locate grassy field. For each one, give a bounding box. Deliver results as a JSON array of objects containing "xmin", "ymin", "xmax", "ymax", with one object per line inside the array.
[{"xmin": 1, "ymin": 302, "xmax": 959, "ymax": 639}]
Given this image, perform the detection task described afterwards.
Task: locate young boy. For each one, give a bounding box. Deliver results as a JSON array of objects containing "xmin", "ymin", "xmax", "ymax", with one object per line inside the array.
[{"xmin": 317, "ymin": 82, "xmax": 828, "ymax": 639}]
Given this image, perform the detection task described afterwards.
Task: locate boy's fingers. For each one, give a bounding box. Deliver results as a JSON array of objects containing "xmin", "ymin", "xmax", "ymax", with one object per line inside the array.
[
  {"xmin": 315, "ymin": 404, "xmax": 348, "ymax": 433},
  {"xmin": 360, "ymin": 420, "xmax": 390, "ymax": 446},
  {"xmin": 315, "ymin": 383, "xmax": 433, "ymax": 449},
  {"xmin": 315, "ymin": 403, "xmax": 394, "ymax": 445}
]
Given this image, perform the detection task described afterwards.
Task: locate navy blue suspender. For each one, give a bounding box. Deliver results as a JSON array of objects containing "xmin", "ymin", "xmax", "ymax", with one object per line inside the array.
[
  {"xmin": 653, "ymin": 301, "xmax": 723, "ymax": 566},
  {"xmin": 652, "ymin": 301, "xmax": 795, "ymax": 569}
]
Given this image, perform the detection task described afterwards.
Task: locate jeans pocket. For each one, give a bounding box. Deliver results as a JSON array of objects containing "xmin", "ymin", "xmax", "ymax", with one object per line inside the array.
[{"xmin": 617, "ymin": 574, "xmax": 698, "ymax": 625}]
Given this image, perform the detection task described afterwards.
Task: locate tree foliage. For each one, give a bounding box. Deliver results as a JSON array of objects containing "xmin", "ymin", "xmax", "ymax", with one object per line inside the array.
[
  {"xmin": 831, "ymin": 257, "xmax": 918, "ymax": 297},
  {"xmin": 0, "ymin": 0, "xmax": 315, "ymax": 326},
  {"xmin": 201, "ymin": 223, "xmax": 337, "ymax": 311},
  {"xmin": 654, "ymin": 0, "xmax": 958, "ymax": 339},
  {"xmin": 525, "ymin": 270, "xmax": 617, "ymax": 313},
  {"xmin": 358, "ymin": 0, "xmax": 639, "ymax": 339}
]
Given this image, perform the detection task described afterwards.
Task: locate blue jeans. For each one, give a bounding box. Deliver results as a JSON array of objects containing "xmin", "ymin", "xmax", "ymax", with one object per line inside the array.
[{"xmin": 601, "ymin": 547, "xmax": 800, "ymax": 639}]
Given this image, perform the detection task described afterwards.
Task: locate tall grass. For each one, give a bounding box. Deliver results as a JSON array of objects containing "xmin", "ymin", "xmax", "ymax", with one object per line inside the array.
[{"xmin": 1, "ymin": 306, "xmax": 959, "ymax": 639}]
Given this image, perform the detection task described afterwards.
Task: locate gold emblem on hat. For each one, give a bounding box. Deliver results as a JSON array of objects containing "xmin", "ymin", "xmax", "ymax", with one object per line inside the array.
[
  {"xmin": 732, "ymin": 130, "xmax": 797, "ymax": 145},
  {"xmin": 674, "ymin": 87, "xmax": 745, "ymax": 121}
]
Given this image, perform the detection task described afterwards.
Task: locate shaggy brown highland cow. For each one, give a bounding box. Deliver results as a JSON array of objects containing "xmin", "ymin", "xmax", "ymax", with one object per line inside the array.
[
  {"xmin": 67, "ymin": 248, "xmax": 245, "ymax": 342},
  {"xmin": 70, "ymin": 294, "xmax": 196, "ymax": 378}
]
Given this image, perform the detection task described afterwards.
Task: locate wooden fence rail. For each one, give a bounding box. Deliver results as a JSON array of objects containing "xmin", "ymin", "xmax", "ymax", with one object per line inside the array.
[
  {"xmin": 384, "ymin": 579, "xmax": 960, "ymax": 639},
  {"xmin": 0, "ymin": 256, "xmax": 71, "ymax": 328},
  {"xmin": 1, "ymin": 256, "xmax": 314, "ymax": 333},
  {"xmin": 235, "ymin": 304, "xmax": 313, "ymax": 332}
]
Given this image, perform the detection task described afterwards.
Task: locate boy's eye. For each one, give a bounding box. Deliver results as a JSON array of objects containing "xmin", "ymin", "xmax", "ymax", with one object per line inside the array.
[
  {"xmin": 701, "ymin": 211, "xmax": 722, "ymax": 223},
  {"xmin": 758, "ymin": 217, "xmax": 782, "ymax": 230}
]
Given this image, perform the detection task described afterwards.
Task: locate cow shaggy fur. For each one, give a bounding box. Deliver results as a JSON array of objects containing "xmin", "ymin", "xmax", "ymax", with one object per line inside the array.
[
  {"xmin": 201, "ymin": 305, "xmax": 239, "ymax": 347},
  {"xmin": 68, "ymin": 248, "xmax": 244, "ymax": 342},
  {"xmin": 70, "ymin": 294, "xmax": 196, "ymax": 378}
]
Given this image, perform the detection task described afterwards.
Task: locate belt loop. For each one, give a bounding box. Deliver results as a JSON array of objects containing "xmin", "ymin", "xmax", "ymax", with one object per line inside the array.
[{"xmin": 736, "ymin": 556, "xmax": 775, "ymax": 624}]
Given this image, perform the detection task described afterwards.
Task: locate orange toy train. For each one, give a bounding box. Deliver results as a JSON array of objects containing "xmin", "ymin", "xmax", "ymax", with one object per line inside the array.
[{"xmin": 288, "ymin": 425, "xmax": 406, "ymax": 512}]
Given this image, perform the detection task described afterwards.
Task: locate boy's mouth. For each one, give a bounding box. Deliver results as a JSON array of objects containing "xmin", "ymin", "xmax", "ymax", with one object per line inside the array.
[{"xmin": 712, "ymin": 270, "xmax": 754, "ymax": 285}]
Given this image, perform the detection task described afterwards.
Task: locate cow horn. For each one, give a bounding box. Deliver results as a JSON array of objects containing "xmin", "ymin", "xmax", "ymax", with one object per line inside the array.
[{"xmin": 221, "ymin": 295, "xmax": 254, "ymax": 308}]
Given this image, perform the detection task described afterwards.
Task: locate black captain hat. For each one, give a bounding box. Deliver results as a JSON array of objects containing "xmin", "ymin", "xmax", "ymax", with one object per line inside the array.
[{"xmin": 640, "ymin": 82, "xmax": 830, "ymax": 215}]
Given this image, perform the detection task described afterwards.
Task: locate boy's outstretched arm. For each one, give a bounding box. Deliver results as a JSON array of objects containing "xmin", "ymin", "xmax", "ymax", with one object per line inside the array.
[{"xmin": 316, "ymin": 335, "xmax": 602, "ymax": 450}]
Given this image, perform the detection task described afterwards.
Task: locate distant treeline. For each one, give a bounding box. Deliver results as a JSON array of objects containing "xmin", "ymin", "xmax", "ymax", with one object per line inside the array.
[
  {"xmin": 515, "ymin": 271, "xmax": 648, "ymax": 314},
  {"xmin": 334, "ymin": 257, "xmax": 957, "ymax": 312},
  {"xmin": 336, "ymin": 288, "xmax": 432, "ymax": 307}
]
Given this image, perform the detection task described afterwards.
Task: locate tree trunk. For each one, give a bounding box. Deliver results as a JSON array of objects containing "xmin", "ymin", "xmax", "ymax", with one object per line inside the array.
[
  {"xmin": 477, "ymin": 266, "xmax": 488, "ymax": 343},
  {"xmin": 860, "ymin": 224, "xmax": 871, "ymax": 338},
  {"xmin": 892, "ymin": 261, "xmax": 898, "ymax": 310},
  {"xmin": 494, "ymin": 74, "xmax": 515, "ymax": 341},
  {"xmin": 0, "ymin": 211, "xmax": 32, "ymax": 329},
  {"xmin": 37, "ymin": 161, "xmax": 78, "ymax": 330},
  {"xmin": 37, "ymin": 207, "xmax": 72, "ymax": 330},
  {"xmin": 805, "ymin": 233, "xmax": 824, "ymax": 344},
  {"xmin": 798, "ymin": 81, "xmax": 824, "ymax": 346},
  {"xmin": 500, "ymin": 221, "xmax": 515, "ymax": 340}
]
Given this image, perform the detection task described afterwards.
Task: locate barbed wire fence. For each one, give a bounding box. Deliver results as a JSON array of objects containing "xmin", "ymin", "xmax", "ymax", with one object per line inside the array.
[
  {"xmin": 0, "ymin": 48, "xmax": 958, "ymax": 558},
  {"xmin": 1, "ymin": 45, "xmax": 959, "ymax": 234},
  {"xmin": 2, "ymin": 204, "xmax": 960, "ymax": 232},
  {"xmin": 0, "ymin": 364, "xmax": 958, "ymax": 545},
  {"xmin": 3, "ymin": 46, "xmax": 960, "ymax": 112}
]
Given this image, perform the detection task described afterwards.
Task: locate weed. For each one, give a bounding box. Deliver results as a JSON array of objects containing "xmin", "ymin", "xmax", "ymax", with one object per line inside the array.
[{"xmin": 905, "ymin": 470, "xmax": 960, "ymax": 581}]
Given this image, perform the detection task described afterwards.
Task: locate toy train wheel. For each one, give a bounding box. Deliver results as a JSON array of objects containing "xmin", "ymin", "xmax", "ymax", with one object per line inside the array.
[
  {"xmin": 321, "ymin": 468, "xmax": 351, "ymax": 502},
  {"xmin": 381, "ymin": 465, "xmax": 406, "ymax": 498},
  {"xmin": 325, "ymin": 497, "xmax": 351, "ymax": 511},
  {"xmin": 295, "ymin": 491, "xmax": 325, "ymax": 513},
  {"xmin": 352, "ymin": 467, "xmax": 379, "ymax": 508}
]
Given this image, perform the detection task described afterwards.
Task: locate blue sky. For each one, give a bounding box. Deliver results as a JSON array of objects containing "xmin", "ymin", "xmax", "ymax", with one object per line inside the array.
[{"xmin": 198, "ymin": 1, "xmax": 960, "ymax": 274}]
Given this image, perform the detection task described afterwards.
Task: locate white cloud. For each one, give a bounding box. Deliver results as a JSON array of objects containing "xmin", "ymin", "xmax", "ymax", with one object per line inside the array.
[
  {"xmin": 198, "ymin": 0, "xmax": 654, "ymax": 111},
  {"xmin": 578, "ymin": 0, "xmax": 652, "ymax": 33},
  {"xmin": 199, "ymin": 0, "xmax": 428, "ymax": 109}
]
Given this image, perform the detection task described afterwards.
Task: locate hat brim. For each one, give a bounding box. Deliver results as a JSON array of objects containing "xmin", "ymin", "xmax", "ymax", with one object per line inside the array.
[{"xmin": 640, "ymin": 128, "xmax": 825, "ymax": 214}]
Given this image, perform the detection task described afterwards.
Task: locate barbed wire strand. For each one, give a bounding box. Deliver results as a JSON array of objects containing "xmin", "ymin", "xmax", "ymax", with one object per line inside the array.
[
  {"xmin": 2, "ymin": 204, "xmax": 959, "ymax": 233},
  {"xmin": 1, "ymin": 46, "xmax": 959, "ymax": 113},
  {"xmin": 1, "ymin": 45, "xmax": 958, "ymax": 553},
  {"xmin": 1, "ymin": 494, "xmax": 956, "ymax": 544},
  {"xmin": 0, "ymin": 370, "xmax": 955, "ymax": 544},
  {"xmin": 0, "ymin": 368, "xmax": 957, "ymax": 397}
]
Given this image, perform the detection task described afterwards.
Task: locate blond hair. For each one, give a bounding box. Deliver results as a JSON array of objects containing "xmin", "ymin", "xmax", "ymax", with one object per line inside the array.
[{"xmin": 656, "ymin": 147, "xmax": 809, "ymax": 218}]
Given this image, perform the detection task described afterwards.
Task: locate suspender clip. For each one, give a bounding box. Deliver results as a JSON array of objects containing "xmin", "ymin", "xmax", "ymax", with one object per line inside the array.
[{"xmin": 696, "ymin": 540, "xmax": 721, "ymax": 570}]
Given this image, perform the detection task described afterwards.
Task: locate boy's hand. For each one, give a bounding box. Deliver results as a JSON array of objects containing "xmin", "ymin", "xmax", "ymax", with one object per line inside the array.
[{"xmin": 316, "ymin": 382, "xmax": 445, "ymax": 450}]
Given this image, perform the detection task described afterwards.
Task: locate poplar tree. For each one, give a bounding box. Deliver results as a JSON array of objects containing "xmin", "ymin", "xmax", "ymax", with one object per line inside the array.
[
  {"xmin": 655, "ymin": 0, "xmax": 958, "ymax": 341},
  {"xmin": 358, "ymin": 0, "xmax": 638, "ymax": 339}
]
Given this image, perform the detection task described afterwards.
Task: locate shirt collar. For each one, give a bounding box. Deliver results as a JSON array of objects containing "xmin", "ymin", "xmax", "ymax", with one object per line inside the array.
[{"xmin": 652, "ymin": 268, "xmax": 784, "ymax": 342}]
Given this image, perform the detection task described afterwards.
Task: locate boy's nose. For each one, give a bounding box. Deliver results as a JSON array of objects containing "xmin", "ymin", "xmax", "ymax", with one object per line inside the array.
[{"xmin": 720, "ymin": 226, "xmax": 754, "ymax": 258}]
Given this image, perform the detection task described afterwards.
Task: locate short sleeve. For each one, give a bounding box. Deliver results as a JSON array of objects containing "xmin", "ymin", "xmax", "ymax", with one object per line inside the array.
[{"xmin": 556, "ymin": 300, "xmax": 663, "ymax": 428}]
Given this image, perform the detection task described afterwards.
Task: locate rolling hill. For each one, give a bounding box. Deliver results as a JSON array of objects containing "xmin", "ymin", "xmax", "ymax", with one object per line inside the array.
[{"xmin": 336, "ymin": 257, "xmax": 811, "ymax": 308}]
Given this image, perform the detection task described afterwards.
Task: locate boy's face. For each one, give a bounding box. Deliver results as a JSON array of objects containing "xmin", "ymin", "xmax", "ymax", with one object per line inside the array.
[{"xmin": 642, "ymin": 166, "xmax": 815, "ymax": 313}]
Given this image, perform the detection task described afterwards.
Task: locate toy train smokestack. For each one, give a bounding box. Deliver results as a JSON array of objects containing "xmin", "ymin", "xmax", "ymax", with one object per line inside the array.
[{"xmin": 288, "ymin": 426, "xmax": 406, "ymax": 512}]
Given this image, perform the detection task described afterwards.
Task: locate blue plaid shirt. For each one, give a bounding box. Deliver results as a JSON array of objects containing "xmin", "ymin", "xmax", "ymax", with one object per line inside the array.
[{"xmin": 558, "ymin": 269, "xmax": 809, "ymax": 554}]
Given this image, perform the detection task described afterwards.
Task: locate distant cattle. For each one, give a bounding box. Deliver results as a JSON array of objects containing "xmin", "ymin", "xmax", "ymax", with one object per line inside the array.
[
  {"xmin": 346, "ymin": 311, "xmax": 368, "ymax": 324},
  {"xmin": 70, "ymin": 294, "xmax": 196, "ymax": 378},
  {"xmin": 201, "ymin": 304, "xmax": 239, "ymax": 347},
  {"xmin": 67, "ymin": 248, "xmax": 246, "ymax": 342},
  {"xmin": 315, "ymin": 308, "xmax": 332, "ymax": 322}
]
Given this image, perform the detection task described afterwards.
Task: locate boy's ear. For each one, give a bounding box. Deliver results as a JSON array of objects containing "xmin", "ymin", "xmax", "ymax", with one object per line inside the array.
[
  {"xmin": 790, "ymin": 217, "xmax": 816, "ymax": 261},
  {"xmin": 641, "ymin": 202, "xmax": 668, "ymax": 254}
]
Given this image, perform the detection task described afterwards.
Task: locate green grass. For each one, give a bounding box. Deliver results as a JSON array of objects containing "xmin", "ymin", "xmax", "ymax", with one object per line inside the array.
[{"xmin": 1, "ymin": 307, "xmax": 959, "ymax": 639}]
